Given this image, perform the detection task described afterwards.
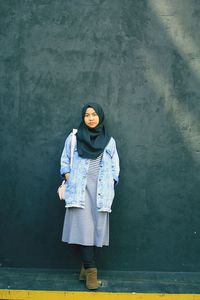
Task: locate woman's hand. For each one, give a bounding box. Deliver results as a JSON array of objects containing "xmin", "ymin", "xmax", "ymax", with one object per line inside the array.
[{"xmin": 65, "ymin": 173, "xmax": 70, "ymax": 181}]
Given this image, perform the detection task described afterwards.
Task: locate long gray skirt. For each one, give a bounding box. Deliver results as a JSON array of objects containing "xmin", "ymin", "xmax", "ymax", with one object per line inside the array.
[{"xmin": 62, "ymin": 155, "xmax": 109, "ymax": 247}]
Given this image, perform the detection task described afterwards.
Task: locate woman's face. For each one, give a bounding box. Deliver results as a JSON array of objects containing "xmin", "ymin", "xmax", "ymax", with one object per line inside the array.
[{"xmin": 84, "ymin": 107, "xmax": 100, "ymax": 128}]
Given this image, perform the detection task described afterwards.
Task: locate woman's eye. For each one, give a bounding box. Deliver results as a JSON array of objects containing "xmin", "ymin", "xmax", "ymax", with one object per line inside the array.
[{"xmin": 85, "ymin": 113, "xmax": 97, "ymax": 117}]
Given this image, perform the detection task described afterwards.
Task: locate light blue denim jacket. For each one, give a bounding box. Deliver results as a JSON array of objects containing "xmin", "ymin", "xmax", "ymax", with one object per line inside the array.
[{"xmin": 60, "ymin": 132, "xmax": 120, "ymax": 212}]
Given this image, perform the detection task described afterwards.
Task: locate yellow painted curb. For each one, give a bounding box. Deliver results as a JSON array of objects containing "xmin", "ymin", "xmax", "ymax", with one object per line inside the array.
[{"xmin": 0, "ymin": 290, "xmax": 200, "ymax": 300}]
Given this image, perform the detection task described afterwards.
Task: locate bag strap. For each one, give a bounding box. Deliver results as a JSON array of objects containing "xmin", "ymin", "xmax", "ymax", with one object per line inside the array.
[{"xmin": 70, "ymin": 128, "xmax": 77, "ymax": 168}]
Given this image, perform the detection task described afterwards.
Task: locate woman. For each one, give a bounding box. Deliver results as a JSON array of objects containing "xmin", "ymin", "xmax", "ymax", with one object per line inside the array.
[{"xmin": 60, "ymin": 102, "xmax": 120, "ymax": 290}]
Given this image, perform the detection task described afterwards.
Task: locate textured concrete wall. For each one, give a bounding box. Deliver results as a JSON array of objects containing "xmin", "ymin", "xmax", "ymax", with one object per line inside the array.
[{"xmin": 0, "ymin": 0, "xmax": 200, "ymax": 271}]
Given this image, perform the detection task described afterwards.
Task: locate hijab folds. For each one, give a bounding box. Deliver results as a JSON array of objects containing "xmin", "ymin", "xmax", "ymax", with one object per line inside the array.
[{"xmin": 76, "ymin": 103, "xmax": 111, "ymax": 159}]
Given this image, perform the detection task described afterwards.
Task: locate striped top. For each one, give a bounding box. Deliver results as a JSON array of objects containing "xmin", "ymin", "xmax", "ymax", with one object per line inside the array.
[{"xmin": 87, "ymin": 154, "xmax": 103, "ymax": 178}]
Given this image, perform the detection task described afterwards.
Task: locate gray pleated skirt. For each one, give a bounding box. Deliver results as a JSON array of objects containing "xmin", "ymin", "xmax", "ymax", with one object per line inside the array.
[{"xmin": 62, "ymin": 155, "xmax": 109, "ymax": 247}]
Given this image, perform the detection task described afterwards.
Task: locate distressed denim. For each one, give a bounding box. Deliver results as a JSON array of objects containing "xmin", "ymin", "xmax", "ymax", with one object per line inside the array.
[{"xmin": 60, "ymin": 132, "xmax": 120, "ymax": 212}]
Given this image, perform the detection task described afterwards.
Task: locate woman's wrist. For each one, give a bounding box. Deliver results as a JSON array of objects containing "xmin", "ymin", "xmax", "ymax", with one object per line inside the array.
[{"xmin": 65, "ymin": 173, "xmax": 70, "ymax": 180}]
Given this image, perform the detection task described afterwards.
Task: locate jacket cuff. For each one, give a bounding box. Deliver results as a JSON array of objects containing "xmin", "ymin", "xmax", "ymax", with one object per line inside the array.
[
  {"xmin": 98, "ymin": 208, "xmax": 112, "ymax": 213},
  {"xmin": 60, "ymin": 167, "xmax": 70, "ymax": 177},
  {"xmin": 113, "ymin": 176, "xmax": 119, "ymax": 185}
]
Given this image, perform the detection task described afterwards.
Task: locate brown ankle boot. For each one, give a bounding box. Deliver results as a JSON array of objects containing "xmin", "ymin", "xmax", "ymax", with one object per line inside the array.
[
  {"xmin": 85, "ymin": 268, "xmax": 99, "ymax": 290},
  {"xmin": 79, "ymin": 265, "xmax": 86, "ymax": 281}
]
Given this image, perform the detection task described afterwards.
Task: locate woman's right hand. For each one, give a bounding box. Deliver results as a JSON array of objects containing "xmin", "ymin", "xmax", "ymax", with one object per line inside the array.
[{"xmin": 65, "ymin": 173, "xmax": 70, "ymax": 181}]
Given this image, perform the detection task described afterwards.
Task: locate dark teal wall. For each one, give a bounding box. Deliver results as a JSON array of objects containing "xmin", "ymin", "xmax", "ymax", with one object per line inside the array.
[{"xmin": 0, "ymin": 0, "xmax": 200, "ymax": 271}]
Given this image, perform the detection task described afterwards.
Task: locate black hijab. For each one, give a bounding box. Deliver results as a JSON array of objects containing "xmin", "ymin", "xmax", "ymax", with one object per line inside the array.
[{"xmin": 76, "ymin": 102, "xmax": 111, "ymax": 159}]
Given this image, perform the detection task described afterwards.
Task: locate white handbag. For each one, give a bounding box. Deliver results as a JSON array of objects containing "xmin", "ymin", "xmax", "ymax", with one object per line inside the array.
[{"xmin": 57, "ymin": 129, "xmax": 77, "ymax": 200}]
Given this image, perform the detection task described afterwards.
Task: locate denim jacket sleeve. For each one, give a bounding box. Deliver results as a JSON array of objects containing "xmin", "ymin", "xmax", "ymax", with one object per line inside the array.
[
  {"xmin": 60, "ymin": 133, "xmax": 72, "ymax": 177},
  {"xmin": 111, "ymin": 139, "xmax": 120, "ymax": 185}
]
